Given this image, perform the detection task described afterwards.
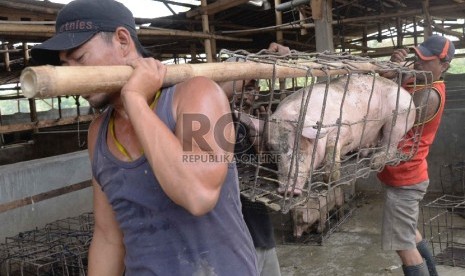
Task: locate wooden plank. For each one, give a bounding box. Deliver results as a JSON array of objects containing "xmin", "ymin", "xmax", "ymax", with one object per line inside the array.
[
  {"xmin": 186, "ymin": 0, "xmax": 249, "ymax": 18},
  {"xmin": 153, "ymin": 0, "xmax": 197, "ymax": 9},
  {"xmin": 0, "ymin": 114, "xmax": 95, "ymax": 134},
  {"xmin": 0, "ymin": 180, "xmax": 92, "ymax": 214},
  {"xmin": 218, "ymin": 3, "xmax": 465, "ymax": 35},
  {"xmin": 0, "ymin": 23, "xmax": 251, "ymax": 43},
  {"xmin": 0, "ymin": 0, "xmax": 61, "ymax": 15}
]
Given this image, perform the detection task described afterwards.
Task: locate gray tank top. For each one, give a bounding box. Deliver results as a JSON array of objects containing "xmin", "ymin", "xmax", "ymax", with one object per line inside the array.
[{"xmin": 91, "ymin": 86, "xmax": 258, "ymax": 276}]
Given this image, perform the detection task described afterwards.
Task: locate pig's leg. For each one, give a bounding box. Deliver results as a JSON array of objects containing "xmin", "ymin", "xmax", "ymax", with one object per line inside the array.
[
  {"xmin": 291, "ymin": 209, "xmax": 307, "ymax": 238},
  {"xmin": 316, "ymin": 196, "xmax": 328, "ymax": 233},
  {"xmin": 292, "ymin": 196, "xmax": 325, "ymax": 238},
  {"xmin": 278, "ymin": 137, "xmax": 315, "ymax": 196},
  {"xmin": 323, "ymin": 138, "xmax": 341, "ymax": 183},
  {"xmin": 316, "ymin": 210, "xmax": 326, "ymax": 233},
  {"xmin": 334, "ymin": 186, "xmax": 345, "ymax": 220},
  {"xmin": 292, "ymin": 205, "xmax": 318, "ymax": 238},
  {"xmin": 323, "ymin": 128, "xmax": 351, "ymax": 183},
  {"xmin": 371, "ymin": 116, "xmax": 409, "ymax": 169}
]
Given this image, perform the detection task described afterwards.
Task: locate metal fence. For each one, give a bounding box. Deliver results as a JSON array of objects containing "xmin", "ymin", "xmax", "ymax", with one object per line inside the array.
[{"xmin": 0, "ymin": 213, "xmax": 93, "ymax": 276}]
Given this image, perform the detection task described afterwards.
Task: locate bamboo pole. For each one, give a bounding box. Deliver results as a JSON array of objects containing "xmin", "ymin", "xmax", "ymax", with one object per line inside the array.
[{"xmin": 21, "ymin": 61, "xmax": 392, "ymax": 99}]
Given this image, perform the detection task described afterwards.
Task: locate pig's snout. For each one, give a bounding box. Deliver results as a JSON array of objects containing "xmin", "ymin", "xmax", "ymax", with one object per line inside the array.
[
  {"xmin": 278, "ymin": 185, "xmax": 303, "ymax": 196},
  {"xmin": 291, "ymin": 205, "xmax": 321, "ymax": 238},
  {"xmin": 294, "ymin": 226, "xmax": 305, "ymax": 238},
  {"xmin": 292, "ymin": 210, "xmax": 306, "ymax": 238}
]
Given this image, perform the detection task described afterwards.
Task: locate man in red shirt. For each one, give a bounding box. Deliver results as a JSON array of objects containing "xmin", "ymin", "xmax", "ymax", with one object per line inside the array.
[{"xmin": 378, "ymin": 35, "xmax": 455, "ymax": 276}]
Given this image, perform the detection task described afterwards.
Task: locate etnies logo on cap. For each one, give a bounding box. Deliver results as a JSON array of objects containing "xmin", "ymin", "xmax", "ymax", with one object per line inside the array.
[{"xmin": 59, "ymin": 20, "xmax": 95, "ymax": 33}]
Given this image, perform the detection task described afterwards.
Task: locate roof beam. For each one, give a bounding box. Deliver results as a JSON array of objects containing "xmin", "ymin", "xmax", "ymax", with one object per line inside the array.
[
  {"xmin": 0, "ymin": 0, "xmax": 61, "ymax": 15},
  {"xmin": 152, "ymin": 0, "xmax": 199, "ymax": 9},
  {"xmin": 0, "ymin": 23, "xmax": 252, "ymax": 43},
  {"xmin": 218, "ymin": 2, "xmax": 465, "ymax": 35},
  {"xmin": 186, "ymin": 0, "xmax": 250, "ymax": 18}
]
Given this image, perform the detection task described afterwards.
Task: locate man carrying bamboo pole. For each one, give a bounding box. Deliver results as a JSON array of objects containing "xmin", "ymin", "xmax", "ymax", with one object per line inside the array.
[{"xmin": 30, "ymin": 0, "xmax": 259, "ymax": 275}]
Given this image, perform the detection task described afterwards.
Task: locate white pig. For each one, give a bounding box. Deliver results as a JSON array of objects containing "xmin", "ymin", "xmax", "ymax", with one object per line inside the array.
[
  {"xmin": 262, "ymin": 74, "xmax": 416, "ymax": 195},
  {"xmin": 291, "ymin": 186, "xmax": 344, "ymax": 238}
]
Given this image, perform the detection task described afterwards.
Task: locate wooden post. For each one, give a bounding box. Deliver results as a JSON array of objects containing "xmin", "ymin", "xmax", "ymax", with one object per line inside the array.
[
  {"xmin": 0, "ymin": 108, "xmax": 4, "ymax": 145},
  {"xmin": 58, "ymin": 96, "xmax": 62, "ymax": 119},
  {"xmin": 274, "ymin": 0, "xmax": 283, "ymax": 44},
  {"xmin": 3, "ymin": 44, "xmax": 10, "ymax": 72},
  {"xmin": 396, "ymin": 17, "xmax": 403, "ymax": 48},
  {"xmin": 22, "ymin": 42, "xmax": 29, "ymax": 66},
  {"xmin": 313, "ymin": 0, "xmax": 334, "ymax": 52},
  {"xmin": 28, "ymin": 98, "xmax": 37, "ymax": 133},
  {"xmin": 362, "ymin": 26, "xmax": 367, "ymax": 55},
  {"xmin": 210, "ymin": 15, "xmax": 218, "ymax": 61},
  {"xmin": 201, "ymin": 0, "xmax": 213, "ymax": 63},
  {"xmin": 299, "ymin": 7, "xmax": 307, "ymax": 36},
  {"xmin": 274, "ymin": 0, "xmax": 286, "ymax": 97},
  {"xmin": 422, "ymin": 0, "xmax": 432, "ymax": 39},
  {"xmin": 190, "ymin": 43, "xmax": 198, "ymax": 63}
]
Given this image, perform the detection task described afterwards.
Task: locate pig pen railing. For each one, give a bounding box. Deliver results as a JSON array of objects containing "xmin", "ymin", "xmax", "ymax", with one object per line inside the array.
[
  {"xmin": 0, "ymin": 213, "xmax": 93, "ymax": 276},
  {"xmin": 421, "ymin": 161, "xmax": 465, "ymax": 268},
  {"xmin": 222, "ymin": 49, "xmax": 432, "ymax": 213}
]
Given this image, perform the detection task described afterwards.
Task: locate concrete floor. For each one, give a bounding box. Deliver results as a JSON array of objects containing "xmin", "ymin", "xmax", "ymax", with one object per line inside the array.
[{"xmin": 273, "ymin": 191, "xmax": 465, "ymax": 276}]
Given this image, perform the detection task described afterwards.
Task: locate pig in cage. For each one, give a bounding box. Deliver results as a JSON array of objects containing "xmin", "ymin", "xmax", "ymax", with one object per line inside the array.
[
  {"xmin": 222, "ymin": 49, "xmax": 433, "ymax": 238},
  {"xmin": 275, "ymin": 183, "xmax": 356, "ymax": 245},
  {"xmin": 421, "ymin": 161, "xmax": 465, "ymax": 268},
  {"xmin": 0, "ymin": 213, "xmax": 93, "ymax": 276}
]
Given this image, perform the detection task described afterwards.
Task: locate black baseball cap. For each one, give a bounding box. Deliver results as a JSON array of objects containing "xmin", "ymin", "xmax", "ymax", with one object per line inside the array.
[
  {"xmin": 412, "ymin": 35, "xmax": 455, "ymax": 62},
  {"xmin": 31, "ymin": 0, "xmax": 137, "ymax": 65}
]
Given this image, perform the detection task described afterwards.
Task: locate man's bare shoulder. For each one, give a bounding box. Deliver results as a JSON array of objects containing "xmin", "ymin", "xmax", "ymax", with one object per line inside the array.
[
  {"xmin": 87, "ymin": 111, "xmax": 108, "ymax": 153},
  {"xmin": 173, "ymin": 76, "xmax": 228, "ymax": 109}
]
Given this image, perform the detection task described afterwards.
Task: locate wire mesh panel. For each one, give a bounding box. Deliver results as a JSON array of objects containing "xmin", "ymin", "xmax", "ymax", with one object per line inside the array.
[
  {"xmin": 273, "ymin": 183, "xmax": 357, "ymax": 245},
  {"xmin": 439, "ymin": 161, "xmax": 465, "ymax": 196},
  {"xmin": 421, "ymin": 162, "xmax": 465, "ymax": 267},
  {"xmin": 0, "ymin": 213, "xmax": 94, "ymax": 276},
  {"xmin": 222, "ymin": 49, "xmax": 432, "ymax": 242},
  {"xmin": 421, "ymin": 195, "xmax": 465, "ymax": 268},
  {"xmin": 222, "ymin": 49, "xmax": 429, "ymax": 210}
]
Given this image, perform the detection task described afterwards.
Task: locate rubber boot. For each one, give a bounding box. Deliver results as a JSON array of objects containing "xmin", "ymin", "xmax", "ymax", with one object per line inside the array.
[
  {"xmin": 417, "ymin": 239, "xmax": 438, "ymax": 276},
  {"xmin": 402, "ymin": 261, "xmax": 429, "ymax": 276}
]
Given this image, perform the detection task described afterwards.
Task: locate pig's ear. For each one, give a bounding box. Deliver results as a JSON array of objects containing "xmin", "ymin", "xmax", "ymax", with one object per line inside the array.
[
  {"xmin": 234, "ymin": 110, "xmax": 264, "ymax": 133},
  {"xmin": 247, "ymin": 116, "xmax": 264, "ymax": 134},
  {"xmin": 301, "ymin": 127, "xmax": 327, "ymax": 140}
]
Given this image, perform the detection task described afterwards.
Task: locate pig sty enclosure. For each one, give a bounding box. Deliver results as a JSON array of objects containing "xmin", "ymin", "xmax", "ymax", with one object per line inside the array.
[
  {"xmin": 1, "ymin": 0, "xmax": 465, "ymax": 275},
  {"xmin": 2, "ymin": 48, "xmax": 465, "ymax": 275}
]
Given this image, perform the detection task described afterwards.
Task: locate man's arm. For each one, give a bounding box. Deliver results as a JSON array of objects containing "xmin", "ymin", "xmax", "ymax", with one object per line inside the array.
[
  {"xmin": 88, "ymin": 180, "xmax": 125, "ymax": 276},
  {"xmin": 122, "ymin": 58, "xmax": 233, "ymax": 216},
  {"xmin": 220, "ymin": 42, "xmax": 291, "ymax": 98},
  {"xmin": 412, "ymin": 87, "xmax": 441, "ymax": 125},
  {"xmin": 87, "ymin": 117, "xmax": 125, "ymax": 276},
  {"xmin": 380, "ymin": 48, "xmax": 415, "ymax": 84},
  {"xmin": 267, "ymin": 42, "xmax": 291, "ymax": 56}
]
